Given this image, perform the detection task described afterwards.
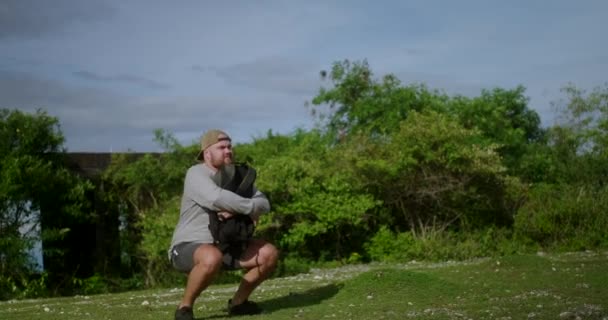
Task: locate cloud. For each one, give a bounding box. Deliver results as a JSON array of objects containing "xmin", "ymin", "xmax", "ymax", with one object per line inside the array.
[
  {"xmin": 393, "ymin": 70, "xmax": 485, "ymax": 97},
  {"xmin": 0, "ymin": 69, "xmax": 312, "ymax": 152},
  {"xmin": 191, "ymin": 65, "xmax": 208, "ymax": 73},
  {"xmin": 204, "ymin": 57, "xmax": 324, "ymax": 97},
  {"xmin": 0, "ymin": 69, "xmax": 164, "ymax": 151},
  {"xmin": 73, "ymin": 70, "xmax": 170, "ymax": 90},
  {"xmin": 3, "ymin": 0, "xmax": 607, "ymax": 152},
  {"xmin": 0, "ymin": 0, "xmax": 115, "ymax": 40},
  {"xmin": 120, "ymin": 93, "xmax": 313, "ymax": 145}
]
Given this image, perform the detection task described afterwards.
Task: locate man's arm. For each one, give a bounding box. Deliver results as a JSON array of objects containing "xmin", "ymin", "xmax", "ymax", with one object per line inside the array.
[
  {"xmin": 185, "ymin": 166, "xmax": 268, "ymax": 216},
  {"xmin": 250, "ymin": 187, "xmax": 270, "ymax": 216}
]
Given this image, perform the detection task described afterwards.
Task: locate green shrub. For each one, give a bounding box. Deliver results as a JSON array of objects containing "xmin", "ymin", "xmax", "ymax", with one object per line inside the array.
[
  {"xmin": 73, "ymin": 273, "xmax": 108, "ymax": 295},
  {"xmin": 365, "ymin": 226, "xmax": 530, "ymax": 262},
  {"xmin": 138, "ymin": 196, "xmax": 182, "ymax": 287},
  {"xmin": 514, "ymin": 183, "xmax": 608, "ymax": 250},
  {"xmin": 0, "ymin": 272, "xmax": 50, "ymax": 300},
  {"xmin": 365, "ymin": 226, "xmax": 417, "ymax": 262},
  {"xmin": 111, "ymin": 274, "xmax": 145, "ymax": 291}
]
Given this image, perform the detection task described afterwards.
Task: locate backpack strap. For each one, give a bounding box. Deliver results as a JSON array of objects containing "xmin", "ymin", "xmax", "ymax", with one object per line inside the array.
[{"xmin": 235, "ymin": 164, "xmax": 256, "ymax": 197}]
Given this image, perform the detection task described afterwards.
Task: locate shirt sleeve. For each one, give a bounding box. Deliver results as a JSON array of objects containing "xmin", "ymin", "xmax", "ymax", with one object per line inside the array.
[{"xmin": 250, "ymin": 187, "xmax": 271, "ymax": 216}]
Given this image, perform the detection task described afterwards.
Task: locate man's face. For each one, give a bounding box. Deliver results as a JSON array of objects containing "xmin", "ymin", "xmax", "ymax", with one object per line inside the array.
[{"xmin": 205, "ymin": 135, "xmax": 233, "ymax": 169}]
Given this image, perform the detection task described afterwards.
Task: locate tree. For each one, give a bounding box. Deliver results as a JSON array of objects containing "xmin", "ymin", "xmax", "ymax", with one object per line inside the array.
[
  {"xmin": 311, "ymin": 59, "xmax": 448, "ymax": 139},
  {"xmin": 449, "ymin": 86, "xmax": 544, "ymax": 177},
  {"xmin": 0, "ymin": 109, "xmax": 90, "ymax": 298},
  {"xmin": 339, "ymin": 111, "xmax": 515, "ymax": 236},
  {"xmin": 547, "ymin": 84, "xmax": 608, "ymax": 186},
  {"xmin": 101, "ymin": 129, "xmax": 194, "ymax": 286},
  {"xmin": 249, "ymin": 129, "xmax": 378, "ymax": 261},
  {"xmin": 307, "ymin": 61, "xmax": 532, "ymax": 239}
]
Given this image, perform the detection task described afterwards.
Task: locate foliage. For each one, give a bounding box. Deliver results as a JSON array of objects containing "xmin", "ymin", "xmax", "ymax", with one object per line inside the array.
[
  {"xmin": 514, "ymin": 183, "xmax": 608, "ymax": 250},
  {"xmin": 555, "ymin": 84, "xmax": 608, "ymax": 152},
  {"xmin": 309, "ymin": 60, "xmax": 530, "ymax": 235},
  {"xmin": 101, "ymin": 129, "xmax": 195, "ymax": 283},
  {"xmin": 103, "ymin": 129, "xmax": 191, "ymax": 214},
  {"xmin": 137, "ymin": 196, "xmax": 182, "ymax": 287},
  {"xmin": 72, "ymin": 273, "xmax": 109, "ymax": 295},
  {"xmin": 232, "ymin": 128, "xmax": 305, "ymax": 166},
  {"xmin": 4, "ymin": 61, "xmax": 608, "ymax": 300},
  {"xmin": 0, "ymin": 272, "xmax": 49, "ymax": 300},
  {"xmin": 343, "ymin": 111, "xmax": 515, "ymax": 235},
  {"xmin": 253, "ymin": 129, "xmax": 379, "ymax": 260},
  {"xmin": 311, "ymin": 59, "xmax": 448, "ymax": 137},
  {"xmin": 449, "ymin": 86, "xmax": 544, "ymax": 178},
  {"xmin": 547, "ymin": 84, "xmax": 608, "ymax": 186},
  {"xmin": 0, "ymin": 109, "xmax": 91, "ymax": 299},
  {"xmin": 365, "ymin": 226, "xmax": 523, "ymax": 262}
]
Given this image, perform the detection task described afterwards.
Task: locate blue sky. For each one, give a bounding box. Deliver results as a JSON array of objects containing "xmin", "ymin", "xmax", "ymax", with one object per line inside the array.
[{"xmin": 2, "ymin": 0, "xmax": 607, "ymax": 152}]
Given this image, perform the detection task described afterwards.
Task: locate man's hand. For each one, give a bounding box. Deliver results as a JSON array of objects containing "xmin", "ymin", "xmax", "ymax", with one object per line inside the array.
[
  {"xmin": 217, "ymin": 211, "xmax": 234, "ymax": 221},
  {"xmin": 250, "ymin": 212, "xmax": 261, "ymax": 226}
]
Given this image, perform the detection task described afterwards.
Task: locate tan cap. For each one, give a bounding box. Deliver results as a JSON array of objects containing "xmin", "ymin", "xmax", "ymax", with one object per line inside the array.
[{"xmin": 196, "ymin": 129, "xmax": 231, "ymax": 160}]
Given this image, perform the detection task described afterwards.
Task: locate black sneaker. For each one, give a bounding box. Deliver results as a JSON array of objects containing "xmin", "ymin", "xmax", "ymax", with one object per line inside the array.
[
  {"xmin": 228, "ymin": 299, "xmax": 262, "ymax": 316},
  {"xmin": 175, "ymin": 306, "xmax": 194, "ymax": 320}
]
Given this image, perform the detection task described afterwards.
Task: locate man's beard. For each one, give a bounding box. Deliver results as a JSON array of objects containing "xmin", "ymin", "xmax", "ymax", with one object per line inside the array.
[{"xmin": 211, "ymin": 154, "xmax": 232, "ymax": 168}]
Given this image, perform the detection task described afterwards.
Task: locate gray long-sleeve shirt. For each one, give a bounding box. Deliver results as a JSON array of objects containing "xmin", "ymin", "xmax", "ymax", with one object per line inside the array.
[{"xmin": 168, "ymin": 163, "xmax": 270, "ymax": 256}]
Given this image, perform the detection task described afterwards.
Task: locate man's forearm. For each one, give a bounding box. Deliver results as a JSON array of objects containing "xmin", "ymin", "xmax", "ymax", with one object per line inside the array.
[
  {"xmin": 213, "ymin": 189, "xmax": 259, "ymax": 215},
  {"xmin": 251, "ymin": 194, "xmax": 270, "ymax": 216}
]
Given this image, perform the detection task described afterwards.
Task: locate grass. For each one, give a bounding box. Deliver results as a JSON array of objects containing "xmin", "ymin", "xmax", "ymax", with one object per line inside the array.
[{"xmin": 1, "ymin": 251, "xmax": 607, "ymax": 319}]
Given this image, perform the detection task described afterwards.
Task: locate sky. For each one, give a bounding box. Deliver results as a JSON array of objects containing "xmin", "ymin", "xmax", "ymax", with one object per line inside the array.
[{"xmin": 2, "ymin": 0, "xmax": 607, "ymax": 152}]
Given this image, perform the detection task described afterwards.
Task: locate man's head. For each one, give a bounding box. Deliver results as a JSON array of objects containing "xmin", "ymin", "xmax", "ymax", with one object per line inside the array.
[{"xmin": 197, "ymin": 129, "xmax": 233, "ymax": 169}]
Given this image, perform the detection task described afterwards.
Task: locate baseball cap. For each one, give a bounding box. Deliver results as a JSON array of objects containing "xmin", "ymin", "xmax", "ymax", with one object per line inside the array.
[{"xmin": 196, "ymin": 129, "xmax": 231, "ymax": 160}]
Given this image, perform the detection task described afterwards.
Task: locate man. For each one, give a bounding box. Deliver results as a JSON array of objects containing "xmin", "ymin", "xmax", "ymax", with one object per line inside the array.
[{"xmin": 168, "ymin": 129, "xmax": 278, "ymax": 320}]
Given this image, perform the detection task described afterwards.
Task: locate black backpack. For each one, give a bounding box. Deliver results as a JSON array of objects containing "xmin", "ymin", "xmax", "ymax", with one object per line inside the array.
[{"xmin": 208, "ymin": 163, "xmax": 256, "ymax": 254}]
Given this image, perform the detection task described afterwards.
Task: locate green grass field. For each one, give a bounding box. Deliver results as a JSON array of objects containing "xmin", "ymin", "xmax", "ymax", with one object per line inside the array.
[{"xmin": 2, "ymin": 251, "xmax": 606, "ymax": 319}]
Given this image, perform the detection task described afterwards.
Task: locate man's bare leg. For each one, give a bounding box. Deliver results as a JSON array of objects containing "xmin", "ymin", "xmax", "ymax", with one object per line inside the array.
[
  {"xmin": 230, "ymin": 239, "xmax": 279, "ymax": 306},
  {"xmin": 179, "ymin": 244, "xmax": 223, "ymax": 308}
]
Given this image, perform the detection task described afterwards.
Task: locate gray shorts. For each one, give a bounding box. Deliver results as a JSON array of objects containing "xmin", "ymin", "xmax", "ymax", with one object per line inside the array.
[{"xmin": 170, "ymin": 242, "xmax": 241, "ymax": 273}]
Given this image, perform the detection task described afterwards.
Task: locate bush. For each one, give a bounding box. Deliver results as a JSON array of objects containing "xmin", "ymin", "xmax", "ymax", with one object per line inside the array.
[
  {"xmin": 138, "ymin": 196, "xmax": 182, "ymax": 287},
  {"xmin": 365, "ymin": 226, "xmax": 528, "ymax": 262},
  {"xmin": 365, "ymin": 226, "xmax": 413, "ymax": 262},
  {"xmin": 72, "ymin": 274, "xmax": 108, "ymax": 295},
  {"xmin": 514, "ymin": 183, "xmax": 608, "ymax": 250},
  {"xmin": 0, "ymin": 272, "xmax": 49, "ymax": 300}
]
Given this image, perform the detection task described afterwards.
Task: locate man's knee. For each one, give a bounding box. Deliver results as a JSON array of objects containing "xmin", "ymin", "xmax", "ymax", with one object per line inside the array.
[
  {"xmin": 193, "ymin": 244, "xmax": 223, "ymax": 271},
  {"xmin": 259, "ymin": 242, "xmax": 279, "ymax": 268},
  {"xmin": 237, "ymin": 239, "xmax": 279, "ymax": 271}
]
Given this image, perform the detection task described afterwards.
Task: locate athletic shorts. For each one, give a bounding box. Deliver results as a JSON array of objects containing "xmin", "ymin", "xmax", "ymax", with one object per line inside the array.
[{"xmin": 170, "ymin": 242, "xmax": 241, "ymax": 273}]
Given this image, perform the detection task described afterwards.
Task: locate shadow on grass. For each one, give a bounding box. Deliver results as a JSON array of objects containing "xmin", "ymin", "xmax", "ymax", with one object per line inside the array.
[
  {"xmin": 196, "ymin": 283, "xmax": 343, "ymax": 319},
  {"xmin": 259, "ymin": 283, "xmax": 343, "ymax": 313}
]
